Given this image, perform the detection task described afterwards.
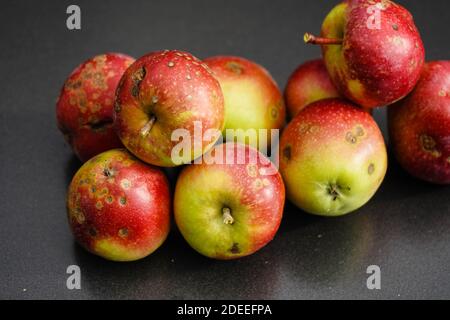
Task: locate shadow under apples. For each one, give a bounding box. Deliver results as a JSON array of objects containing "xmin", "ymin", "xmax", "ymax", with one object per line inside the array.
[{"xmin": 65, "ymin": 155, "xmax": 82, "ymax": 186}]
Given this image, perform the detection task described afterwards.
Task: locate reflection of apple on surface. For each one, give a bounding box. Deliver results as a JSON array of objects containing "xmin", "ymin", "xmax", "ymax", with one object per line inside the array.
[
  {"xmin": 305, "ymin": 0, "xmax": 424, "ymax": 109},
  {"xmin": 280, "ymin": 99, "xmax": 387, "ymax": 217},
  {"xmin": 204, "ymin": 56, "xmax": 285, "ymax": 150},
  {"xmin": 174, "ymin": 142, "xmax": 285, "ymax": 259},
  {"xmin": 388, "ymin": 61, "xmax": 450, "ymax": 184},
  {"xmin": 114, "ymin": 50, "xmax": 224, "ymax": 167},
  {"xmin": 67, "ymin": 149, "xmax": 171, "ymax": 261},
  {"xmin": 56, "ymin": 53, "xmax": 135, "ymax": 162},
  {"xmin": 285, "ymin": 59, "xmax": 340, "ymax": 118}
]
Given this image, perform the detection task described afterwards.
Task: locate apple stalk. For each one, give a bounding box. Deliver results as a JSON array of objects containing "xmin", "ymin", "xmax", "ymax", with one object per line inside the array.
[{"xmin": 303, "ymin": 33, "xmax": 343, "ymax": 45}]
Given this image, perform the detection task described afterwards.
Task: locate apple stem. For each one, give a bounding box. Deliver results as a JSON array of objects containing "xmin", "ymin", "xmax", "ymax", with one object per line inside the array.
[
  {"xmin": 140, "ymin": 115, "xmax": 157, "ymax": 137},
  {"xmin": 222, "ymin": 207, "xmax": 234, "ymax": 225},
  {"xmin": 304, "ymin": 33, "xmax": 343, "ymax": 45}
]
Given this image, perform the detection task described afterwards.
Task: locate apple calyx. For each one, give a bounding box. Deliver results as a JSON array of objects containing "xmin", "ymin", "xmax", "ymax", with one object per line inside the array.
[
  {"xmin": 140, "ymin": 115, "xmax": 157, "ymax": 137},
  {"xmin": 303, "ymin": 33, "xmax": 343, "ymax": 45},
  {"xmin": 222, "ymin": 207, "xmax": 234, "ymax": 225}
]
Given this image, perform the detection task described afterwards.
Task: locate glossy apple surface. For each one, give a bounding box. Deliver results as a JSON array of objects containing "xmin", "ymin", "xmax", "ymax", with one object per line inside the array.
[
  {"xmin": 56, "ymin": 53, "xmax": 135, "ymax": 162},
  {"xmin": 174, "ymin": 142, "xmax": 285, "ymax": 259},
  {"xmin": 306, "ymin": 0, "xmax": 425, "ymax": 109},
  {"xmin": 388, "ymin": 61, "xmax": 450, "ymax": 184},
  {"xmin": 67, "ymin": 149, "xmax": 171, "ymax": 261},
  {"xmin": 115, "ymin": 50, "xmax": 224, "ymax": 167},
  {"xmin": 280, "ymin": 98, "xmax": 387, "ymax": 216}
]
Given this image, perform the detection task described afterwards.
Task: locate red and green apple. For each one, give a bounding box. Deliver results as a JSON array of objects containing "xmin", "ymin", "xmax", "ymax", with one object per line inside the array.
[
  {"xmin": 280, "ymin": 98, "xmax": 387, "ymax": 216},
  {"xmin": 204, "ymin": 56, "xmax": 286, "ymax": 150},
  {"xmin": 114, "ymin": 50, "xmax": 224, "ymax": 167},
  {"xmin": 174, "ymin": 142, "xmax": 285, "ymax": 259},
  {"xmin": 56, "ymin": 53, "xmax": 135, "ymax": 162},
  {"xmin": 388, "ymin": 61, "xmax": 450, "ymax": 184},
  {"xmin": 67, "ymin": 149, "xmax": 171, "ymax": 261},
  {"xmin": 305, "ymin": 0, "xmax": 424, "ymax": 109}
]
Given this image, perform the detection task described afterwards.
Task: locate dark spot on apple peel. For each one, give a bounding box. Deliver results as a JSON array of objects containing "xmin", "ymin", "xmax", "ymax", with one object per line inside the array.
[
  {"xmin": 346, "ymin": 132, "xmax": 357, "ymax": 144},
  {"xmin": 131, "ymin": 66, "xmax": 146, "ymax": 98},
  {"xmin": 118, "ymin": 228, "xmax": 128, "ymax": 238},
  {"xmin": 226, "ymin": 62, "xmax": 244, "ymax": 75},
  {"xmin": 89, "ymin": 227, "xmax": 97, "ymax": 237},
  {"xmin": 368, "ymin": 163, "xmax": 375, "ymax": 175},
  {"xmin": 392, "ymin": 24, "xmax": 399, "ymax": 31},
  {"xmin": 283, "ymin": 146, "xmax": 291, "ymax": 160},
  {"xmin": 420, "ymin": 134, "xmax": 441, "ymax": 157},
  {"xmin": 230, "ymin": 243, "xmax": 240, "ymax": 254}
]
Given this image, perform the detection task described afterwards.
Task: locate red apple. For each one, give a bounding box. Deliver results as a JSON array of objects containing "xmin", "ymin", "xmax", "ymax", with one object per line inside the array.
[
  {"xmin": 305, "ymin": 0, "xmax": 425, "ymax": 109},
  {"xmin": 56, "ymin": 53, "xmax": 135, "ymax": 162},
  {"xmin": 388, "ymin": 61, "xmax": 450, "ymax": 184},
  {"xmin": 203, "ymin": 56, "xmax": 286, "ymax": 151},
  {"xmin": 67, "ymin": 149, "xmax": 171, "ymax": 261},
  {"xmin": 114, "ymin": 50, "xmax": 224, "ymax": 167},
  {"xmin": 285, "ymin": 59, "xmax": 341, "ymax": 118},
  {"xmin": 174, "ymin": 142, "xmax": 285, "ymax": 259},
  {"xmin": 280, "ymin": 98, "xmax": 387, "ymax": 216}
]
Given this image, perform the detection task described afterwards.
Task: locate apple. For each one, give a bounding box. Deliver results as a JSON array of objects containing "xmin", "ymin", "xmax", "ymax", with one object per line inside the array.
[
  {"xmin": 304, "ymin": 0, "xmax": 425, "ymax": 109},
  {"xmin": 114, "ymin": 50, "xmax": 224, "ymax": 167},
  {"xmin": 203, "ymin": 56, "xmax": 286, "ymax": 150},
  {"xmin": 67, "ymin": 148, "xmax": 171, "ymax": 261},
  {"xmin": 285, "ymin": 59, "xmax": 341, "ymax": 118},
  {"xmin": 174, "ymin": 142, "xmax": 285, "ymax": 259},
  {"xmin": 56, "ymin": 53, "xmax": 135, "ymax": 162},
  {"xmin": 280, "ymin": 98, "xmax": 387, "ymax": 216},
  {"xmin": 388, "ymin": 61, "xmax": 450, "ymax": 184}
]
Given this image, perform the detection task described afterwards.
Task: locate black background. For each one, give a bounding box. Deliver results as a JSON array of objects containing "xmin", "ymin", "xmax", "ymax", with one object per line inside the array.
[{"xmin": 0, "ymin": 0, "xmax": 449, "ymax": 300}]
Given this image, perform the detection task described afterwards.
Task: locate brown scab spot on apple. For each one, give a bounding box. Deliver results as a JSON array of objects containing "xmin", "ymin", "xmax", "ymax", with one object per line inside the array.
[
  {"xmin": 229, "ymin": 243, "xmax": 240, "ymax": 254},
  {"xmin": 368, "ymin": 163, "xmax": 375, "ymax": 175},
  {"xmin": 120, "ymin": 179, "xmax": 131, "ymax": 190},
  {"xmin": 131, "ymin": 66, "xmax": 146, "ymax": 98},
  {"xmin": 106, "ymin": 195, "xmax": 114, "ymax": 204},
  {"xmin": 392, "ymin": 24, "xmax": 399, "ymax": 31},
  {"xmin": 283, "ymin": 146, "xmax": 291, "ymax": 160},
  {"xmin": 73, "ymin": 208, "xmax": 85, "ymax": 224},
  {"xmin": 420, "ymin": 134, "xmax": 442, "ymax": 158},
  {"xmin": 355, "ymin": 125, "xmax": 365, "ymax": 137},
  {"xmin": 246, "ymin": 164, "xmax": 258, "ymax": 178},
  {"xmin": 346, "ymin": 132, "xmax": 357, "ymax": 144},
  {"xmin": 114, "ymin": 101, "xmax": 121, "ymax": 113},
  {"xmin": 226, "ymin": 62, "xmax": 244, "ymax": 75},
  {"xmin": 271, "ymin": 107, "xmax": 279, "ymax": 119},
  {"xmin": 118, "ymin": 228, "xmax": 129, "ymax": 238},
  {"xmin": 439, "ymin": 89, "xmax": 446, "ymax": 97},
  {"xmin": 95, "ymin": 201, "xmax": 103, "ymax": 210},
  {"xmin": 103, "ymin": 167, "xmax": 115, "ymax": 178},
  {"xmin": 119, "ymin": 196, "xmax": 127, "ymax": 206},
  {"xmin": 88, "ymin": 227, "xmax": 98, "ymax": 237}
]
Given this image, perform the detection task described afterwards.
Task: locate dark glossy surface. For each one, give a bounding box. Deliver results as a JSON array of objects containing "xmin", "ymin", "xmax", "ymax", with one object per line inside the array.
[{"xmin": 0, "ymin": 0, "xmax": 449, "ymax": 299}]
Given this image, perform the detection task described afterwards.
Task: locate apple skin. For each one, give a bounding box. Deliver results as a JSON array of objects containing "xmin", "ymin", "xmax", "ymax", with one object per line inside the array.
[
  {"xmin": 318, "ymin": 0, "xmax": 424, "ymax": 109},
  {"xmin": 388, "ymin": 61, "xmax": 450, "ymax": 184},
  {"xmin": 114, "ymin": 50, "xmax": 224, "ymax": 167},
  {"xmin": 56, "ymin": 53, "xmax": 135, "ymax": 162},
  {"xmin": 174, "ymin": 142, "xmax": 285, "ymax": 260},
  {"xmin": 285, "ymin": 59, "xmax": 341, "ymax": 118},
  {"xmin": 203, "ymin": 56, "xmax": 286, "ymax": 150},
  {"xmin": 280, "ymin": 98, "xmax": 387, "ymax": 217},
  {"xmin": 67, "ymin": 149, "xmax": 171, "ymax": 261}
]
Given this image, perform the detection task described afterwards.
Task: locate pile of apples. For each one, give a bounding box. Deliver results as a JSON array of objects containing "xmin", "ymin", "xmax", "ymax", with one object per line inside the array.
[{"xmin": 57, "ymin": 0, "xmax": 449, "ymax": 262}]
